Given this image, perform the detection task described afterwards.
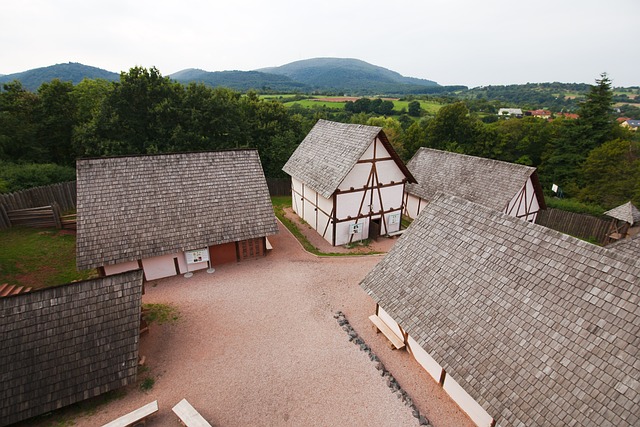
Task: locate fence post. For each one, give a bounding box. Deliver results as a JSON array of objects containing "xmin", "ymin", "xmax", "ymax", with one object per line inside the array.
[
  {"xmin": 0, "ymin": 204, "xmax": 10, "ymax": 229},
  {"xmin": 51, "ymin": 202, "xmax": 62, "ymax": 229}
]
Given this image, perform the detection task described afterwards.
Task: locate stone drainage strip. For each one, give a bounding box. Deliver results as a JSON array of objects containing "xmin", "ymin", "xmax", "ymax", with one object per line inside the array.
[{"xmin": 334, "ymin": 311, "xmax": 431, "ymax": 426}]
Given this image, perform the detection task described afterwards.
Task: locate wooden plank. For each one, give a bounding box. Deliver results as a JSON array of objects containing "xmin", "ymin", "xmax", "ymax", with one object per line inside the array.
[
  {"xmin": 369, "ymin": 314, "xmax": 405, "ymax": 350},
  {"xmin": 172, "ymin": 398, "xmax": 212, "ymax": 427},
  {"xmin": 101, "ymin": 400, "xmax": 158, "ymax": 427}
]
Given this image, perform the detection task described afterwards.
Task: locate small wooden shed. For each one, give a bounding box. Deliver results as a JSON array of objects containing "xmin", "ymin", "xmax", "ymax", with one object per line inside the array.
[
  {"xmin": 604, "ymin": 201, "xmax": 640, "ymax": 243},
  {"xmin": 282, "ymin": 119, "xmax": 415, "ymax": 246},
  {"xmin": 76, "ymin": 150, "xmax": 278, "ymax": 280},
  {"xmin": 404, "ymin": 147, "xmax": 546, "ymax": 221},
  {"xmin": 360, "ymin": 193, "xmax": 639, "ymax": 427}
]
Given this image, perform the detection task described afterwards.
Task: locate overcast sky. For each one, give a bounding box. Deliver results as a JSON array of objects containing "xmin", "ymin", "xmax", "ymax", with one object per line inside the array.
[{"xmin": 2, "ymin": 0, "xmax": 638, "ymax": 88}]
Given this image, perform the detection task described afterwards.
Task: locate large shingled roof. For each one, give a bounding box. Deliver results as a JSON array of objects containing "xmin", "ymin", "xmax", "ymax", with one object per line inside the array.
[
  {"xmin": 360, "ymin": 193, "xmax": 639, "ymax": 427},
  {"xmin": 605, "ymin": 201, "xmax": 640, "ymax": 225},
  {"xmin": 282, "ymin": 119, "xmax": 414, "ymax": 199},
  {"xmin": 405, "ymin": 148, "xmax": 545, "ymax": 211},
  {"xmin": 77, "ymin": 150, "xmax": 278, "ymax": 270},
  {"xmin": 607, "ymin": 234, "xmax": 640, "ymax": 259}
]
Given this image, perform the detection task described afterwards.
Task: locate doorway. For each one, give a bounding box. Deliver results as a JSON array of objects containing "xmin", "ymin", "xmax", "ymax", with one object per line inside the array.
[{"xmin": 369, "ymin": 218, "xmax": 381, "ymax": 240}]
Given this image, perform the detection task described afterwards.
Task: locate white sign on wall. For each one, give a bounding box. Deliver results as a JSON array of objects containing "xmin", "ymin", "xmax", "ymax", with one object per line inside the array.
[
  {"xmin": 349, "ymin": 223, "xmax": 364, "ymax": 234},
  {"xmin": 388, "ymin": 213, "xmax": 400, "ymax": 225},
  {"xmin": 185, "ymin": 248, "xmax": 210, "ymax": 264}
]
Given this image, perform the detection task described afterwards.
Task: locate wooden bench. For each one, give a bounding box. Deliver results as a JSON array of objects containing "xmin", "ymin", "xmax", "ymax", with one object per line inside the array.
[
  {"xmin": 369, "ymin": 314, "xmax": 405, "ymax": 350},
  {"xmin": 172, "ymin": 398, "xmax": 212, "ymax": 427},
  {"xmin": 387, "ymin": 229, "xmax": 406, "ymax": 238},
  {"xmin": 102, "ymin": 400, "xmax": 158, "ymax": 427}
]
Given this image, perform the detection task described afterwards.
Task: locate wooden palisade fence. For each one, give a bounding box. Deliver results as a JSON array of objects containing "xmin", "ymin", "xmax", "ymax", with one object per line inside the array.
[
  {"xmin": 0, "ymin": 182, "xmax": 76, "ymax": 230},
  {"xmin": 535, "ymin": 208, "xmax": 611, "ymax": 245}
]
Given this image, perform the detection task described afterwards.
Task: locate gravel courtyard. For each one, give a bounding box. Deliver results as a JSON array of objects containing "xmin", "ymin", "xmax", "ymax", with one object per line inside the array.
[{"xmin": 77, "ymin": 221, "xmax": 473, "ymax": 427}]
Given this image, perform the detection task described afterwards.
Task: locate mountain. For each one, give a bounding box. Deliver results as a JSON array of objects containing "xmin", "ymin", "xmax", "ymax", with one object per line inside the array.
[
  {"xmin": 258, "ymin": 57, "xmax": 441, "ymax": 94},
  {"xmin": 168, "ymin": 69, "xmax": 310, "ymax": 92},
  {"xmin": 0, "ymin": 62, "xmax": 119, "ymax": 91},
  {"xmin": 0, "ymin": 58, "xmax": 451, "ymax": 95}
]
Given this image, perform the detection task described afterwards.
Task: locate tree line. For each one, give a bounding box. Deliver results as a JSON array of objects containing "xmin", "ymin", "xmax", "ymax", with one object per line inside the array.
[{"xmin": 1, "ymin": 69, "xmax": 638, "ymax": 210}]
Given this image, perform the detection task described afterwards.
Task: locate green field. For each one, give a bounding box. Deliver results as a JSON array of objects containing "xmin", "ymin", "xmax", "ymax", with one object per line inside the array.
[
  {"xmin": 0, "ymin": 227, "xmax": 96, "ymax": 289},
  {"xmin": 276, "ymin": 96, "xmax": 442, "ymax": 114}
]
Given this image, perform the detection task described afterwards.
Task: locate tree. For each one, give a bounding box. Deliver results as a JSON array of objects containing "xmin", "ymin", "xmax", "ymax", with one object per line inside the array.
[
  {"xmin": 36, "ymin": 79, "xmax": 77, "ymax": 165},
  {"xmin": 424, "ymin": 102, "xmax": 482, "ymax": 153},
  {"xmin": 0, "ymin": 81, "xmax": 43, "ymax": 163},
  {"xmin": 579, "ymin": 139, "xmax": 640, "ymax": 208},
  {"xmin": 407, "ymin": 100, "xmax": 422, "ymax": 117},
  {"xmin": 576, "ymin": 73, "xmax": 616, "ymax": 150}
]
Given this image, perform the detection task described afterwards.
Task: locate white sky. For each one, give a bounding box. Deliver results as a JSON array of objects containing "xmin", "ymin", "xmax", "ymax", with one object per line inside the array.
[{"xmin": 2, "ymin": 0, "xmax": 638, "ymax": 88}]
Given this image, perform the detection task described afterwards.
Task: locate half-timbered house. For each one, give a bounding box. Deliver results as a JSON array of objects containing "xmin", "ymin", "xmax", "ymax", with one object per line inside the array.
[
  {"xmin": 404, "ymin": 147, "xmax": 545, "ymax": 221},
  {"xmin": 282, "ymin": 119, "xmax": 415, "ymax": 246},
  {"xmin": 76, "ymin": 150, "xmax": 278, "ymax": 280},
  {"xmin": 360, "ymin": 193, "xmax": 639, "ymax": 427}
]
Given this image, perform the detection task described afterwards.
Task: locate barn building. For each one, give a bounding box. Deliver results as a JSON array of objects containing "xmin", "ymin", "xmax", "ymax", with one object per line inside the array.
[
  {"xmin": 360, "ymin": 193, "xmax": 639, "ymax": 427},
  {"xmin": 282, "ymin": 119, "xmax": 415, "ymax": 246},
  {"xmin": 0, "ymin": 271, "xmax": 144, "ymax": 426},
  {"xmin": 404, "ymin": 148, "xmax": 545, "ymax": 222},
  {"xmin": 76, "ymin": 150, "xmax": 278, "ymax": 280}
]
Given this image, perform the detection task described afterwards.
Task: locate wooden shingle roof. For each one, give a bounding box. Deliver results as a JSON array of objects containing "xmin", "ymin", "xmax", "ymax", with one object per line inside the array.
[
  {"xmin": 282, "ymin": 119, "xmax": 414, "ymax": 199},
  {"xmin": 0, "ymin": 271, "xmax": 143, "ymax": 426},
  {"xmin": 405, "ymin": 148, "xmax": 546, "ymax": 211},
  {"xmin": 76, "ymin": 150, "xmax": 278, "ymax": 270},
  {"xmin": 360, "ymin": 193, "xmax": 639, "ymax": 427},
  {"xmin": 605, "ymin": 201, "xmax": 640, "ymax": 225},
  {"xmin": 607, "ymin": 234, "xmax": 640, "ymax": 259}
]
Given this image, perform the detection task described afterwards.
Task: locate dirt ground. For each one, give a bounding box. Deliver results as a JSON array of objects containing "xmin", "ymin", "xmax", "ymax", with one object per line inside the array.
[{"xmin": 68, "ymin": 220, "xmax": 474, "ymax": 427}]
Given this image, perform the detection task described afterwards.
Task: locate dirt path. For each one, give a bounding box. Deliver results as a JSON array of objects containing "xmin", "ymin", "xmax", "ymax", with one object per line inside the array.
[{"xmin": 68, "ymin": 222, "xmax": 473, "ymax": 427}]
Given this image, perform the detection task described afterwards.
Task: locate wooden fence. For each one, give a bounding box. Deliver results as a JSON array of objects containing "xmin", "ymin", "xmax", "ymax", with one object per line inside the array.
[
  {"xmin": 0, "ymin": 182, "xmax": 76, "ymax": 230},
  {"xmin": 6, "ymin": 204, "xmax": 62, "ymax": 229},
  {"xmin": 266, "ymin": 178, "xmax": 291, "ymax": 197},
  {"xmin": 535, "ymin": 208, "xmax": 611, "ymax": 245}
]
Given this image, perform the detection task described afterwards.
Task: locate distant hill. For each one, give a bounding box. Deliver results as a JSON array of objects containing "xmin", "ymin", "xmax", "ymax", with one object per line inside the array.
[
  {"xmin": 258, "ymin": 58, "xmax": 443, "ymax": 94},
  {"xmin": 169, "ymin": 69, "xmax": 310, "ymax": 92},
  {"xmin": 0, "ymin": 63, "xmax": 119, "ymax": 91},
  {"xmin": 0, "ymin": 58, "xmax": 455, "ymax": 95}
]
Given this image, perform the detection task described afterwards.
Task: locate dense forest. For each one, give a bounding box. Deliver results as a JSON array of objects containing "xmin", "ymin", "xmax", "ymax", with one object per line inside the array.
[{"xmin": 1, "ymin": 67, "xmax": 638, "ymax": 210}]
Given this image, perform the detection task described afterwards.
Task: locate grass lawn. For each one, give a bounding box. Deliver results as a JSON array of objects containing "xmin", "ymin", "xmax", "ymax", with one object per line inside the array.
[
  {"xmin": 0, "ymin": 227, "xmax": 96, "ymax": 289},
  {"xmin": 282, "ymin": 97, "xmax": 442, "ymax": 114},
  {"xmin": 271, "ymin": 196, "xmax": 381, "ymax": 256}
]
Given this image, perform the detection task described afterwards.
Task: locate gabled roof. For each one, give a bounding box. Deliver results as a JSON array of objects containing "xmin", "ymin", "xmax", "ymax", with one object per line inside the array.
[
  {"xmin": 607, "ymin": 234, "xmax": 640, "ymax": 259},
  {"xmin": 282, "ymin": 119, "xmax": 415, "ymax": 199},
  {"xmin": 77, "ymin": 150, "xmax": 278, "ymax": 270},
  {"xmin": 604, "ymin": 201, "xmax": 640, "ymax": 225},
  {"xmin": 0, "ymin": 271, "xmax": 143, "ymax": 425},
  {"xmin": 405, "ymin": 148, "xmax": 545, "ymax": 211},
  {"xmin": 360, "ymin": 193, "xmax": 639, "ymax": 427}
]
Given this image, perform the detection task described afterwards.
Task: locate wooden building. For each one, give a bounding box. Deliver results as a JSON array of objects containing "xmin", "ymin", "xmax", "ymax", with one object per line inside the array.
[
  {"xmin": 360, "ymin": 193, "xmax": 639, "ymax": 427},
  {"xmin": 404, "ymin": 148, "xmax": 545, "ymax": 221},
  {"xmin": 282, "ymin": 120, "xmax": 415, "ymax": 246},
  {"xmin": 76, "ymin": 150, "xmax": 278, "ymax": 280},
  {"xmin": 604, "ymin": 201, "xmax": 640, "ymax": 243},
  {"xmin": 0, "ymin": 271, "xmax": 144, "ymax": 426}
]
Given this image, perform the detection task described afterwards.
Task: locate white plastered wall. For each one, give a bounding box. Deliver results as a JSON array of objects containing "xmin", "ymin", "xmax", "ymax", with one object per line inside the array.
[
  {"xmin": 103, "ymin": 260, "xmax": 139, "ymax": 276},
  {"xmin": 378, "ymin": 304, "xmax": 494, "ymax": 427},
  {"xmin": 405, "ymin": 194, "xmax": 424, "ymax": 219},
  {"xmin": 141, "ymin": 251, "xmax": 207, "ymax": 281},
  {"xmin": 378, "ymin": 306, "xmax": 403, "ymax": 339},
  {"xmin": 291, "ymin": 177, "xmax": 304, "ymax": 216},
  {"xmin": 506, "ymin": 178, "xmax": 540, "ymax": 222},
  {"xmin": 443, "ymin": 373, "xmax": 494, "ymax": 427}
]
